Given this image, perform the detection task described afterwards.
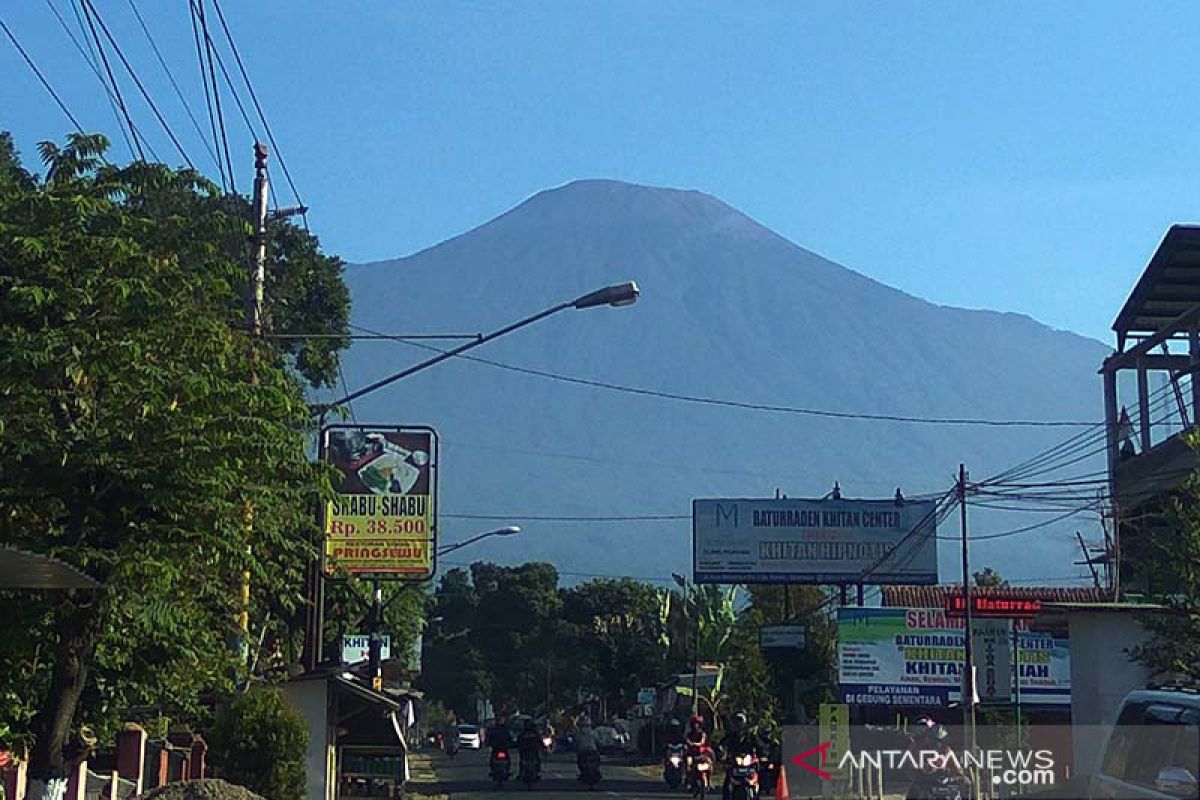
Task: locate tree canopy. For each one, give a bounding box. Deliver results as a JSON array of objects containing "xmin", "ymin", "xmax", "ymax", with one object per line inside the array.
[{"xmin": 0, "ymin": 133, "xmax": 349, "ymax": 774}]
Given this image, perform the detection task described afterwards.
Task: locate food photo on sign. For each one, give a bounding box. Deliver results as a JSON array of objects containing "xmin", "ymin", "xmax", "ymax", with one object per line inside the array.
[{"xmin": 322, "ymin": 426, "xmax": 438, "ymax": 578}]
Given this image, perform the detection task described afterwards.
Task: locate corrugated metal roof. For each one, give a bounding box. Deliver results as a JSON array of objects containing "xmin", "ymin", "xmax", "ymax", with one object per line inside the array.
[
  {"xmin": 1113, "ymin": 224, "xmax": 1200, "ymax": 340},
  {"xmin": 881, "ymin": 584, "xmax": 1110, "ymax": 607},
  {"xmin": 0, "ymin": 547, "xmax": 102, "ymax": 590}
]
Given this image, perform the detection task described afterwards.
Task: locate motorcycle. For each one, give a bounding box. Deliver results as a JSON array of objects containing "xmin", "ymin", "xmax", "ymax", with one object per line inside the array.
[
  {"xmin": 664, "ymin": 743, "xmax": 686, "ymax": 789},
  {"xmin": 906, "ymin": 770, "xmax": 971, "ymax": 800},
  {"xmin": 519, "ymin": 752, "xmax": 541, "ymax": 790},
  {"xmin": 689, "ymin": 750, "xmax": 714, "ymax": 800},
  {"xmin": 444, "ymin": 732, "xmax": 459, "ymax": 759},
  {"xmin": 489, "ymin": 749, "xmax": 512, "ymax": 789},
  {"xmin": 758, "ymin": 743, "xmax": 780, "ymax": 795},
  {"xmin": 578, "ymin": 750, "xmax": 602, "ymax": 790},
  {"xmin": 726, "ymin": 752, "xmax": 760, "ymax": 800}
]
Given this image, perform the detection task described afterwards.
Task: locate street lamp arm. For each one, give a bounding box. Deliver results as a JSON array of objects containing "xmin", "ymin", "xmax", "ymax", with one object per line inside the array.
[
  {"xmin": 314, "ymin": 301, "xmax": 572, "ymax": 415},
  {"xmin": 436, "ymin": 526, "xmax": 520, "ymax": 557}
]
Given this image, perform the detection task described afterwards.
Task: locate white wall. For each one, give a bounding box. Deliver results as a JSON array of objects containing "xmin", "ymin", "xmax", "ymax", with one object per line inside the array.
[
  {"xmin": 1067, "ymin": 611, "xmax": 1152, "ymax": 776},
  {"xmin": 283, "ymin": 681, "xmax": 332, "ymax": 800}
]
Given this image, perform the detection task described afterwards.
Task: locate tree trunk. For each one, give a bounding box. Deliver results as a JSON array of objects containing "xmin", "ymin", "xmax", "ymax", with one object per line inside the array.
[{"xmin": 28, "ymin": 597, "xmax": 106, "ymax": 780}]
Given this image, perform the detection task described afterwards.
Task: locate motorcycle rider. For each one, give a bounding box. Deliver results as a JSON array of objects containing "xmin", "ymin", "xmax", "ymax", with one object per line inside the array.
[
  {"xmin": 685, "ymin": 714, "xmax": 714, "ymax": 791},
  {"xmin": 575, "ymin": 716, "xmax": 601, "ymax": 783},
  {"xmin": 489, "ymin": 713, "xmax": 515, "ymax": 752},
  {"xmin": 518, "ymin": 718, "xmax": 544, "ymax": 782},
  {"xmin": 718, "ymin": 712, "xmax": 765, "ymax": 800}
]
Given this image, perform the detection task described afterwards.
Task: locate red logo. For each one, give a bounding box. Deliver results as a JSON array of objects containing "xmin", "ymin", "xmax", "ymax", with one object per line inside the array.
[{"xmin": 790, "ymin": 741, "xmax": 833, "ymax": 780}]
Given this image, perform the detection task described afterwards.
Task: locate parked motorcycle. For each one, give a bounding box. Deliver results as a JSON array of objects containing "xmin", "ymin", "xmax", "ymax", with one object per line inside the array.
[
  {"xmin": 726, "ymin": 752, "xmax": 760, "ymax": 800},
  {"xmin": 664, "ymin": 743, "xmax": 686, "ymax": 790},
  {"xmin": 489, "ymin": 749, "xmax": 512, "ymax": 789},
  {"xmin": 578, "ymin": 750, "xmax": 602, "ymax": 790}
]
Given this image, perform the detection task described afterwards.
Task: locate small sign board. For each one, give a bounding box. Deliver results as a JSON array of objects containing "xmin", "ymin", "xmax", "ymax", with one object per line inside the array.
[
  {"xmin": 972, "ymin": 619, "xmax": 1012, "ymax": 704},
  {"xmin": 637, "ymin": 688, "xmax": 656, "ymax": 706},
  {"xmin": 760, "ymin": 624, "xmax": 807, "ymax": 649},
  {"xmin": 342, "ymin": 634, "xmax": 391, "ymax": 664},
  {"xmin": 818, "ymin": 703, "xmax": 849, "ymax": 779},
  {"xmin": 944, "ymin": 595, "xmax": 1042, "ymax": 618}
]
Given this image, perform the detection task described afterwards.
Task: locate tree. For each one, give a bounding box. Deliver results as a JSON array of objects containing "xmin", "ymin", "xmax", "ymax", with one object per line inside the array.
[
  {"xmin": 745, "ymin": 586, "xmax": 836, "ymax": 724},
  {"xmin": 1129, "ymin": 463, "xmax": 1200, "ymax": 680},
  {"xmin": 209, "ymin": 688, "xmax": 308, "ymax": 800},
  {"xmin": 562, "ymin": 579, "xmax": 672, "ymax": 708},
  {"xmin": 0, "ymin": 134, "xmax": 348, "ymax": 775},
  {"xmin": 973, "ymin": 567, "xmax": 1008, "ymax": 588}
]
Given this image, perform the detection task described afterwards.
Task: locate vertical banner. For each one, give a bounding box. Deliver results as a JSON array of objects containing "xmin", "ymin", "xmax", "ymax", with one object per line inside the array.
[
  {"xmin": 818, "ymin": 703, "xmax": 850, "ymax": 779},
  {"xmin": 973, "ymin": 619, "xmax": 1012, "ymax": 705},
  {"xmin": 322, "ymin": 425, "xmax": 438, "ymax": 580}
]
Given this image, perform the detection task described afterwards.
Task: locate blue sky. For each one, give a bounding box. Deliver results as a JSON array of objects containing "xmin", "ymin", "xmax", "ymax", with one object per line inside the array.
[{"xmin": 4, "ymin": 1, "xmax": 1198, "ymax": 343}]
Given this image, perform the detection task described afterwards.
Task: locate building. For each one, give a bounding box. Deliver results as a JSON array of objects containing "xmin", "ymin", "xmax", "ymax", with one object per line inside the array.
[{"xmin": 1101, "ymin": 224, "xmax": 1200, "ymax": 596}]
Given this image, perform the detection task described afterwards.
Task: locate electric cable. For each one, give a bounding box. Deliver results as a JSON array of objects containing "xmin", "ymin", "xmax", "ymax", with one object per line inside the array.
[
  {"xmin": 1, "ymin": 14, "xmax": 87, "ymax": 134},
  {"xmin": 78, "ymin": 0, "xmax": 145, "ymax": 161}
]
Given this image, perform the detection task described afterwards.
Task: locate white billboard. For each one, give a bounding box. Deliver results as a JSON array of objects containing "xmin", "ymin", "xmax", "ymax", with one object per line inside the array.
[{"xmin": 692, "ymin": 498, "xmax": 938, "ymax": 585}]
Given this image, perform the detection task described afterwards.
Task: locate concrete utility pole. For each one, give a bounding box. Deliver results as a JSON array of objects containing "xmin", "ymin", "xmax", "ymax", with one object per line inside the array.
[
  {"xmin": 958, "ymin": 463, "xmax": 977, "ymax": 751},
  {"xmin": 238, "ymin": 143, "xmax": 269, "ymax": 665}
]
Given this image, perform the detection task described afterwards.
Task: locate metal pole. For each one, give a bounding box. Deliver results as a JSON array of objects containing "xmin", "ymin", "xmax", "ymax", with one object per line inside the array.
[
  {"xmin": 1012, "ymin": 621, "xmax": 1022, "ymax": 759},
  {"xmin": 368, "ymin": 578, "xmax": 384, "ymax": 692},
  {"xmin": 959, "ymin": 464, "xmax": 977, "ymax": 750}
]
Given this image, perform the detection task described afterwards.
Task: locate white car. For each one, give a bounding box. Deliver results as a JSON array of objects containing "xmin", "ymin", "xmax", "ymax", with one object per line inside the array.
[
  {"xmin": 1089, "ymin": 686, "xmax": 1199, "ymax": 799},
  {"xmin": 457, "ymin": 724, "xmax": 482, "ymax": 750}
]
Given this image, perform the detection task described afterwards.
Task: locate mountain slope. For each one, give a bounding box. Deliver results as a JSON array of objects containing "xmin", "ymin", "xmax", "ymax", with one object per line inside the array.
[{"xmin": 339, "ymin": 179, "xmax": 1110, "ymax": 583}]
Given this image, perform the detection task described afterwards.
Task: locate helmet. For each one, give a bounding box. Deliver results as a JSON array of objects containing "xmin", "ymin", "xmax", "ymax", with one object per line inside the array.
[
  {"xmin": 732, "ymin": 712, "xmax": 747, "ymax": 731},
  {"xmin": 689, "ymin": 714, "xmax": 704, "ymax": 727},
  {"xmin": 668, "ymin": 718, "xmax": 683, "ymax": 730},
  {"xmin": 524, "ymin": 719, "xmax": 536, "ymax": 731},
  {"xmin": 579, "ymin": 716, "xmax": 592, "ymax": 728}
]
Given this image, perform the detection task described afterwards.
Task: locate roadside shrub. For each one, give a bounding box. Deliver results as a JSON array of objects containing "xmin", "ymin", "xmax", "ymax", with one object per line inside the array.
[{"xmin": 208, "ymin": 688, "xmax": 308, "ymax": 800}]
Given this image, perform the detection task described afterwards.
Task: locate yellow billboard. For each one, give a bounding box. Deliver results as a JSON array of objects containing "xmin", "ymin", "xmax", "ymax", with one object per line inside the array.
[{"xmin": 322, "ymin": 425, "xmax": 438, "ymax": 579}]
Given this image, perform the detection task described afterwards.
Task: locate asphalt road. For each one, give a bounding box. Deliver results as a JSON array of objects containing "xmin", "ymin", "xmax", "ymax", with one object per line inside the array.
[{"xmin": 423, "ymin": 749, "xmax": 677, "ymax": 800}]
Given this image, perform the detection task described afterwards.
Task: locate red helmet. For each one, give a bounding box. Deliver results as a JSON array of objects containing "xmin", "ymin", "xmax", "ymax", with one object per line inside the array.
[{"xmin": 690, "ymin": 714, "xmax": 704, "ymax": 726}]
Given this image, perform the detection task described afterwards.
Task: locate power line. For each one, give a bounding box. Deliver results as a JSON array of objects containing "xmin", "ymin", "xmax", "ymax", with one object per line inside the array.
[
  {"xmin": 80, "ymin": 0, "xmax": 194, "ymax": 168},
  {"xmin": 209, "ymin": 0, "xmax": 305, "ymax": 212},
  {"xmin": 347, "ymin": 324, "xmax": 1100, "ymax": 428},
  {"xmin": 1, "ymin": 14, "xmax": 87, "ymax": 134},
  {"xmin": 188, "ymin": 0, "xmax": 225, "ymax": 191},
  {"xmin": 79, "ymin": 0, "xmax": 145, "ymax": 161},
  {"xmin": 443, "ymin": 512, "xmax": 689, "ymax": 522},
  {"xmin": 191, "ymin": 0, "xmax": 234, "ymax": 192},
  {"xmin": 126, "ymin": 0, "xmax": 220, "ymax": 171}
]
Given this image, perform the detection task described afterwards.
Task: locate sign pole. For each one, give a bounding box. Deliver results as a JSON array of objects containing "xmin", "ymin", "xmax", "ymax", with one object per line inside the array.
[{"xmin": 1013, "ymin": 621, "xmax": 1022, "ymax": 767}]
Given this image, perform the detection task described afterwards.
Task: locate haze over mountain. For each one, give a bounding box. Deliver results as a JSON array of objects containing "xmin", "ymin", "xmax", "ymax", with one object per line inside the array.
[{"xmin": 338, "ymin": 179, "xmax": 1111, "ymax": 585}]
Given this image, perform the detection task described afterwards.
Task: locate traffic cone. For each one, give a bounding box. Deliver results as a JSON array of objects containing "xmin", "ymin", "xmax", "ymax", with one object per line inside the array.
[{"xmin": 775, "ymin": 764, "xmax": 789, "ymax": 800}]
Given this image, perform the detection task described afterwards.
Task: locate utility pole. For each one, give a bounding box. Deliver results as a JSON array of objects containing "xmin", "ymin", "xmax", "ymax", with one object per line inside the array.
[
  {"xmin": 236, "ymin": 143, "xmax": 269, "ymax": 667},
  {"xmin": 958, "ymin": 463, "xmax": 977, "ymax": 751}
]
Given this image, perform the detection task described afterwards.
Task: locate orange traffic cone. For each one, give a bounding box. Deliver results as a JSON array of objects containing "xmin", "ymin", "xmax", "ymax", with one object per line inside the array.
[{"xmin": 775, "ymin": 763, "xmax": 789, "ymax": 800}]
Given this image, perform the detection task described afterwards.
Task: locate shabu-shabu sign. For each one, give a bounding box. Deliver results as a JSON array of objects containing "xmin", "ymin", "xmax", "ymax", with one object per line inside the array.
[
  {"xmin": 322, "ymin": 424, "xmax": 438, "ymax": 579},
  {"xmin": 692, "ymin": 497, "xmax": 938, "ymax": 585}
]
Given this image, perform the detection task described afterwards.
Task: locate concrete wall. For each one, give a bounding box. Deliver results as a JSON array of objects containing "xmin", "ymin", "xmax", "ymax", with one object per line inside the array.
[
  {"xmin": 283, "ymin": 680, "xmax": 333, "ymax": 800},
  {"xmin": 1067, "ymin": 611, "xmax": 1152, "ymax": 776}
]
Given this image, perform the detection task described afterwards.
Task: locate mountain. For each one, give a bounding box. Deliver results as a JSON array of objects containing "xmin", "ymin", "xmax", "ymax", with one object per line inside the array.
[{"xmin": 337, "ymin": 179, "xmax": 1111, "ymax": 585}]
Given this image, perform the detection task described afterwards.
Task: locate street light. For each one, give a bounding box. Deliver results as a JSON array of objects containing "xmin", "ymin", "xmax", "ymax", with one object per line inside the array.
[
  {"xmin": 672, "ymin": 572, "xmax": 701, "ymax": 714},
  {"xmin": 436, "ymin": 526, "xmax": 521, "ymax": 557},
  {"xmin": 314, "ymin": 281, "xmax": 640, "ymax": 415}
]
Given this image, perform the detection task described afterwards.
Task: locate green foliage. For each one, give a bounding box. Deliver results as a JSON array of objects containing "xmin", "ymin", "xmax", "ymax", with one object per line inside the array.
[
  {"xmin": 1129, "ymin": 457, "xmax": 1200, "ymax": 680},
  {"xmin": 208, "ymin": 688, "xmax": 308, "ymax": 800},
  {"xmin": 0, "ymin": 132, "xmax": 348, "ymax": 772},
  {"xmin": 745, "ymin": 586, "xmax": 837, "ymax": 723},
  {"xmin": 973, "ymin": 567, "xmax": 1008, "ymax": 588}
]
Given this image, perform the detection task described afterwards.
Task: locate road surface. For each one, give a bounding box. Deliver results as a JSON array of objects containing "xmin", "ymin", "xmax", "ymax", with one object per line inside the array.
[{"xmin": 420, "ymin": 749, "xmax": 678, "ymax": 800}]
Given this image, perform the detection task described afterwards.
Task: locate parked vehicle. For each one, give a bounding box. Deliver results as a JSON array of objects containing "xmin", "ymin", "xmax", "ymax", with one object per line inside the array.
[
  {"xmin": 664, "ymin": 742, "xmax": 686, "ymax": 790},
  {"xmin": 490, "ymin": 748, "xmax": 512, "ymax": 789},
  {"xmin": 1088, "ymin": 685, "xmax": 1199, "ymax": 799}
]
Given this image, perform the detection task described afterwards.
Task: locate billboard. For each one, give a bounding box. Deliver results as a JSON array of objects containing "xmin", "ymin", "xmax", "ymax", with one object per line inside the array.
[
  {"xmin": 322, "ymin": 425, "xmax": 438, "ymax": 579},
  {"xmin": 692, "ymin": 498, "xmax": 938, "ymax": 585},
  {"xmin": 760, "ymin": 625, "xmax": 808, "ymax": 649},
  {"xmin": 837, "ymin": 607, "xmax": 1070, "ymax": 707}
]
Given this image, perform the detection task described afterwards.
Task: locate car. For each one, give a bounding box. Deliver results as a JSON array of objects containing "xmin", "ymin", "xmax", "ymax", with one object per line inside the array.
[
  {"xmin": 457, "ymin": 724, "xmax": 482, "ymax": 750},
  {"xmin": 1089, "ymin": 685, "xmax": 1199, "ymax": 799}
]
